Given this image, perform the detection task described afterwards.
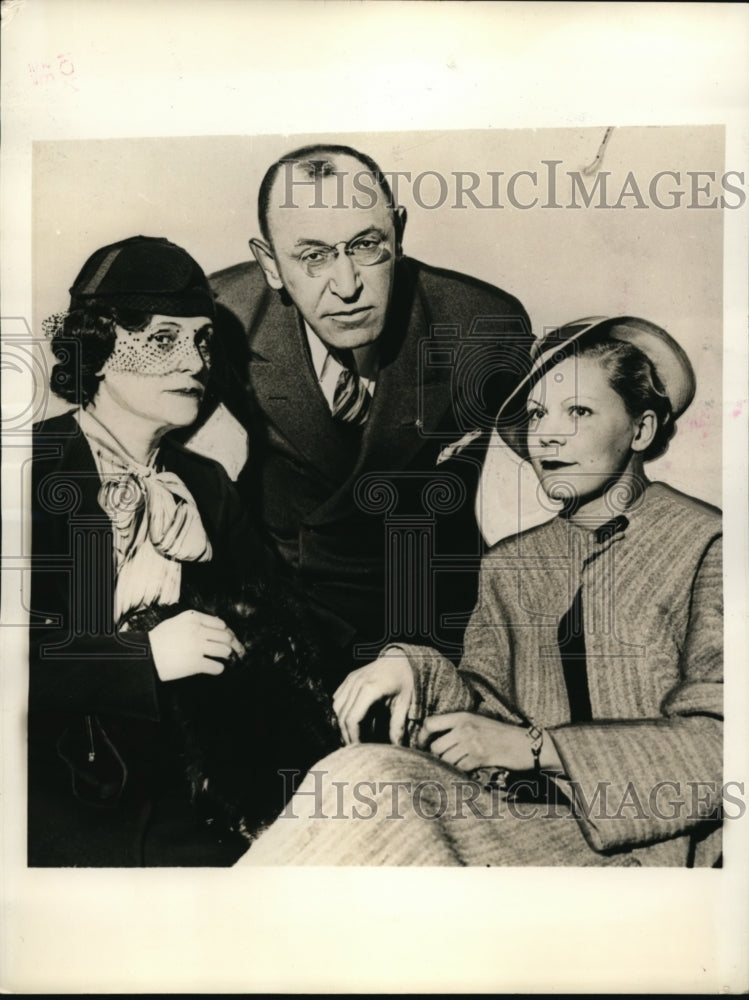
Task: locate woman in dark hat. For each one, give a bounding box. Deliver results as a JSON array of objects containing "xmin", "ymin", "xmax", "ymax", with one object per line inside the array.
[
  {"xmin": 30, "ymin": 236, "xmax": 339, "ymax": 867},
  {"xmin": 239, "ymin": 316, "xmax": 723, "ymax": 867}
]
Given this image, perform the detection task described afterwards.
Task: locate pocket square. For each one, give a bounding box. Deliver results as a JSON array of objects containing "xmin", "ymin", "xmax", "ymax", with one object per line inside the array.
[{"xmin": 436, "ymin": 428, "xmax": 482, "ymax": 465}]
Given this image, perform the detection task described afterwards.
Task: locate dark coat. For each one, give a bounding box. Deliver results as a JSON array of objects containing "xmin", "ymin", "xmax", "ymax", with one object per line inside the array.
[
  {"xmin": 208, "ymin": 256, "xmax": 533, "ymax": 678},
  {"xmin": 28, "ymin": 412, "xmax": 277, "ymax": 866}
]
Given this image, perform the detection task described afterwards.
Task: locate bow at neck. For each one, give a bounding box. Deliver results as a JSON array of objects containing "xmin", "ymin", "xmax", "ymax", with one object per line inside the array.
[
  {"xmin": 77, "ymin": 408, "xmax": 212, "ymax": 565},
  {"xmin": 96, "ymin": 465, "xmax": 212, "ymax": 564},
  {"xmin": 75, "ymin": 408, "xmax": 212, "ymax": 621}
]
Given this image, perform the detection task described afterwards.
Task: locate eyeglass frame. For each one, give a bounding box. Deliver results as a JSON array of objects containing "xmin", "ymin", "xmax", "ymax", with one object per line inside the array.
[{"xmin": 250, "ymin": 231, "xmax": 393, "ymax": 278}]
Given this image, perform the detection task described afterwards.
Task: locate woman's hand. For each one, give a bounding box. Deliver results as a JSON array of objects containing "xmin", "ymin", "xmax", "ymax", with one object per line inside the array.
[
  {"xmin": 418, "ymin": 712, "xmax": 555, "ymax": 773},
  {"xmin": 148, "ymin": 609, "xmax": 244, "ymax": 682},
  {"xmin": 333, "ymin": 650, "xmax": 415, "ymax": 746}
]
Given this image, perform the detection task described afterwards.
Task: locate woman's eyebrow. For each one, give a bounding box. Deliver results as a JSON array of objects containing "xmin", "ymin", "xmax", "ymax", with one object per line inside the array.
[{"xmin": 561, "ymin": 394, "xmax": 598, "ymax": 404}]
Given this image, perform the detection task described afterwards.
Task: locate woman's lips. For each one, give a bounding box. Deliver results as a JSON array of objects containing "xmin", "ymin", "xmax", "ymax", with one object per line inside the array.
[
  {"xmin": 165, "ymin": 386, "xmax": 204, "ymax": 398},
  {"xmin": 540, "ymin": 460, "xmax": 575, "ymax": 470}
]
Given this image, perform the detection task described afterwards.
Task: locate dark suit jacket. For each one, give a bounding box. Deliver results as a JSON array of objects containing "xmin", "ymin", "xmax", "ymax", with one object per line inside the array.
[
  {"xmin": 209, "ymin": 256, "xmax": 533, "ymax": 677},
  {"xmin": 28, "ymin": 412, "xmax": 261, "ymax": 866}
]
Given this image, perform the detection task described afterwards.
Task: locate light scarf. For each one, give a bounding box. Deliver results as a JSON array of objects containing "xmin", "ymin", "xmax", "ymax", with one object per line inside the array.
[{"xmin": 75, "ymin": 408, "xmax": 212, "ymax": 623}]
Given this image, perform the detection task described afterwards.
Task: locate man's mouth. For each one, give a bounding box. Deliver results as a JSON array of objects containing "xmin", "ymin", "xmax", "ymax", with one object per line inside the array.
[{"xmin": 324, "ymin": 306, "xmax": 373, "ymax": 318}]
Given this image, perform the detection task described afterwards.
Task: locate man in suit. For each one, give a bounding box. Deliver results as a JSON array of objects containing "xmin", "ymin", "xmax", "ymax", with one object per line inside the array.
[{"xmin": 206, "ymin": 144, "xmax": 533, "ymax": 690}]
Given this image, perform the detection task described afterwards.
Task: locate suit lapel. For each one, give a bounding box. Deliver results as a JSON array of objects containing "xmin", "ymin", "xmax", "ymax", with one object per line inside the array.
[
  {"xmin": 307, "ymin": 261, "xmax": 454, "ymax": 525},
  {"xmin": 249, "ymin": 290, "xmax": 361, "ymax": 486},
  {"xmin": 238, "ymin": 259, "xmax": 455, "ymax": 522},
  {"xmin": 33, "ymin": 414, "xmax": 115, "ymax": 627},
  {"xmin": 358, "ymin": 264, "xmax": 452, "ymax": 474},
  {"xmin": 43, "ymin": 413, "xmax": 109, "ymax": 520}
]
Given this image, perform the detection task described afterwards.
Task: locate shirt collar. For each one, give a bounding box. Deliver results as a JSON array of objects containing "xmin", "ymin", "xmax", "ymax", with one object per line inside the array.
[
  {"xmin": 303, "ymin": 321, "xmax": 379, "ymax": 382},
  {"xmin": 305, "ymin": 321, "xmax": 331, "ymax": 381}
]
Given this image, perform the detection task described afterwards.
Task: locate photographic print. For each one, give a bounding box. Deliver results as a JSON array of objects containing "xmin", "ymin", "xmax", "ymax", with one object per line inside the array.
[{"xmin": 2, "ymin": 1, "xmax": 747, "ymax": 993}]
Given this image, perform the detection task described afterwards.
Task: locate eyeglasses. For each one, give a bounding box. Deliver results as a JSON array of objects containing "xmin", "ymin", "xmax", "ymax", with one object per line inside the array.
[{"xmin": 292, "ymin": 235, "xmax": 391, "ymax": 277}]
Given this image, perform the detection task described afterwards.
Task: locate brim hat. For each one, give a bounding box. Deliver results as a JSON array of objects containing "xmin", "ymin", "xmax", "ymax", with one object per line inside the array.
[
  {"xmin": 68, "ymin": 235, "xmax": 215, "ymax": 318},
  {"xmin": 496, "ymin": 316, "xmax": 696, "ymax": 458}
]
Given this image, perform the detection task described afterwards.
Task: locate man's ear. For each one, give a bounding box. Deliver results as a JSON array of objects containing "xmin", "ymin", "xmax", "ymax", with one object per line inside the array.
[
  {"xmin": 249, "ymin": 238, "xmax": 284, "ymax": 291},
  {"xmin": 393, "ymin": 206, "xmax": 407, "ymax": 256},
  {"xmin": 631, "ymin": 410, "xmax": 657, "ymax": 453}
]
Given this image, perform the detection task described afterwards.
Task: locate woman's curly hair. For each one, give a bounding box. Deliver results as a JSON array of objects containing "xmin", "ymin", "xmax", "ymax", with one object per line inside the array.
[{"xmin": 49, "ymin": 304, "xmax": 151, "ymax": 407}]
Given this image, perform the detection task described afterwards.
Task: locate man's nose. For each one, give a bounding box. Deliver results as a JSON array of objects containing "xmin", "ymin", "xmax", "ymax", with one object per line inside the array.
[{"xmin": 328, "ymin": 247, "xmax": 362, "ymax": 299}]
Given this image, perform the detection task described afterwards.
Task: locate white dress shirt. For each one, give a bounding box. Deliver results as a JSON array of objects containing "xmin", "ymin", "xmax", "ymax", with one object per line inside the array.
[{"xmin": 304, "ymin": 322, "xmax": 377, "ymax": 411}]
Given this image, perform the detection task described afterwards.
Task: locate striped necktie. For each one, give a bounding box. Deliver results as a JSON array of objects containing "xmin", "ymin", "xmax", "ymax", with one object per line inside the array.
[{"xmin": 331, "ymin": 353, "xmax": 372, "ymax": 426}]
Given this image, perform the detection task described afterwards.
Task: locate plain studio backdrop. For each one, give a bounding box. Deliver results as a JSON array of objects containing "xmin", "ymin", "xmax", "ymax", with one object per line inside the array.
[
  {"xmin": 32, "ymin": 125, "xmax": 724, "ymax": 542},
  {"xmin": 3, "ymin": 1, "xmax": 748, "ymax": 994}
]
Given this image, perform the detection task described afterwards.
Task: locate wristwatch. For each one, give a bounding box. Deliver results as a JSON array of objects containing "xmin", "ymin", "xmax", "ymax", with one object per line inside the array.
[{"xmin": 527, "ymin": 723, "xmax": 544, "ymax": 772}]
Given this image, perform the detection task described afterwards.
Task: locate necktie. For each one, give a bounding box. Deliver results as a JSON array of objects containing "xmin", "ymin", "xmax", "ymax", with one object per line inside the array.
[
  {"xmin": 557, "ymin": 514, "xmax": 629, "ymax": 723},
  {"xmin": 331, "ymin": 354, "xmax": 372, "ymax": 426}
]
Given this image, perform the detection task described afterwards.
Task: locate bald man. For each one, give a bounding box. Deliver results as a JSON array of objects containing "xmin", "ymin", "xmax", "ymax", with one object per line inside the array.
[{"xmin": 206, "ymin": 143, "xmax": 533, "ymax": 689}]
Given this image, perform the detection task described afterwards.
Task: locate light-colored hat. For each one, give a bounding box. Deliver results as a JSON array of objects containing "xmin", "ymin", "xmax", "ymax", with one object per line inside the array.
[{"xmin": 497, "ymin": 315, "xmax": 696, "ymax": 455}]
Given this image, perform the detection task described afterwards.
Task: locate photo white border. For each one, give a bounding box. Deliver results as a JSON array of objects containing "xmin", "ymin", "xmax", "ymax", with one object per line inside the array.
[{"xmin": 2, "ymin": 2, "xmax": 748, "ymax": 993}]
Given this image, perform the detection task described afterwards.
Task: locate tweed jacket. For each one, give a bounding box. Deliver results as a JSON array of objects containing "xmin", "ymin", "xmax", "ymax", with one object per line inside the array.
[
  {"xmin": 208, "ymin": 256, "xmax": 533, "ymax": 672},
  {"xmin": 394, "ymin": 482, "xmax": 723, "ymax": 865},
  {"xmin": 28, "ymin": 411, "xmax": 265, "ymax": 866}
]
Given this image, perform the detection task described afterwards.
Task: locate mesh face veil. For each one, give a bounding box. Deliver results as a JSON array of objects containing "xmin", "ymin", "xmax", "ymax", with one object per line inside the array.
[{"xmin": 104, "ymin": 317, "xmax": 213, "ymax": 377}]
